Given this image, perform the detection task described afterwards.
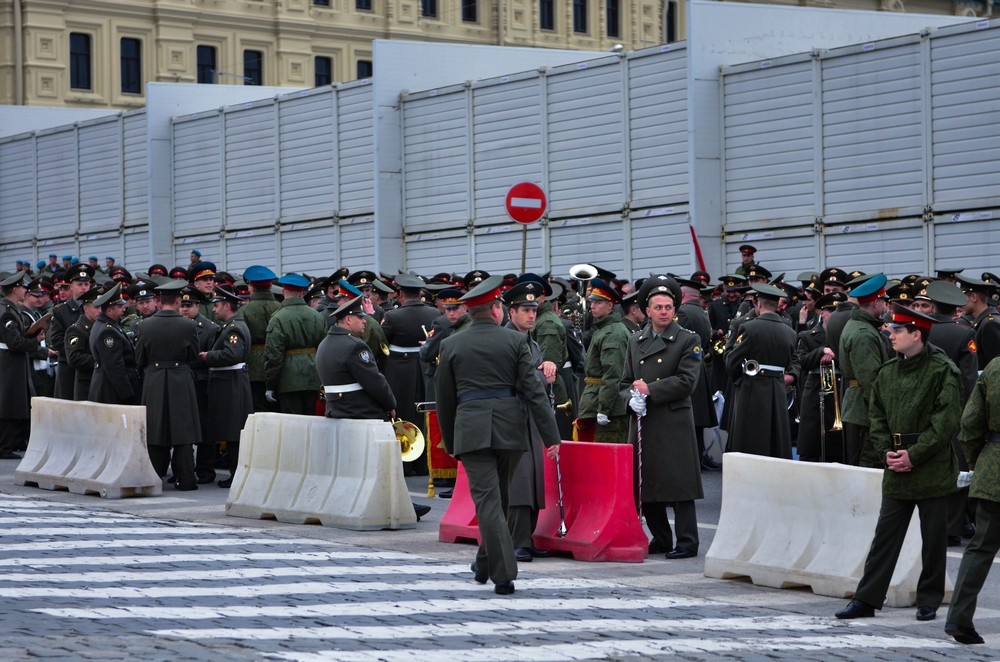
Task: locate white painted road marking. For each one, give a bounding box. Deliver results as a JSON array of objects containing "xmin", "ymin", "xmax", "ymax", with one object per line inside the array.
[{"xmin": 0, "ymin": 550, "xmax": 413, "ymax": 567}]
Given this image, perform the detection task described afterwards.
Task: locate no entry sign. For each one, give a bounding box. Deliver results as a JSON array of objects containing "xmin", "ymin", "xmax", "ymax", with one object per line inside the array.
[{"xmin": 505, "ymin": 182, "xmax": 547, "ymax": 224}]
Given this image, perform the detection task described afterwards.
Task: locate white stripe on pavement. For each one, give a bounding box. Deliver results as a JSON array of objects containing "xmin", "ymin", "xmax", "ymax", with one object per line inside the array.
[
  {"xmin": 0, "ymin": 526, "xmax": 227, "ymax": 537},
  {"xmin": 150, "ymin": 615, "xmax": 848, "ymax": 641},
  {"xmin": 3, "ymin": 538, "xmax": 297, "ymax": 552},
  {"xmin": 0, "ymin": 516, "xmax": 158, "ymax": 525},
  {"xmin": 35, "ymin": 596, "xmax": 708, "ymax": 620},
  {"xmin": 265, "ymin": 634, "xmax": 955, "ymax": 661},
  {"xmin": 0, "ymin": 550, "xmax": 414, "ymax": 567}
]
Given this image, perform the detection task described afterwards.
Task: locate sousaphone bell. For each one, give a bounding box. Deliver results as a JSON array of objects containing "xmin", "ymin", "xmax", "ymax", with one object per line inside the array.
[{"xmin": 391, "ymin": 418, "xmax": 425, "ymax": 462}]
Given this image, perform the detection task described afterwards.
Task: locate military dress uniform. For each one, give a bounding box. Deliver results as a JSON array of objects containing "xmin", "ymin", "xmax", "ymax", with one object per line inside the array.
[
  {"xmin": 840, "ymin": 306, "xmax": 891, "ymax": 468},
  {"xmin": 381, "ymin": 283, "xmax": 440, "ymax": 430},
  {"xmin": 316, "ymin": 317, "xmax": 397, "ymax": 420},
  {"xmin": 533, "ymin": 299, "xmax": 573, "ymax": 440},
  {"xmin": 724, "ymin": 285, "xmax": 798, "ymax": 459},
  {"xmin": 48, "ymin": 296, "xmax": 82, "ymax": 400},
  {"xmin": 21, "ymin": 304, "xmax": 54, "ymax": 399},
  {"xmin": 202, "ymin": 298, "xmax": 252, "ymax": 485},
  {"xmin": 946, "ymin": 356, "xmax": 1000, "ymax": 643},
  {"xmin": 88, "ymin": 304, "xmax": 141, "ymax": 406},
  {"xmin": 263, "ymin": 283, "xmax": 326, "ymax": 416},
  {"xmin": 188, "ymin": 303, "xmax": 221, "ymax": 483},
  {"xmin": 676, "ymin": 296, "xmax": 719, "ymax": 451},
  {"xmin": 839, "ymin": 309, "xmax": 961, "ymax": 621},
  {"xmin": 0, "ymin": 275, "xmax": 40, "ymax": 456},
  {"xmin": 65, "ymin": 316, "xmax": 96, "ymax": 401},
  {"xmin": 620, "ymin": 277, "xmax": 704, "ymax": 558},
  {"xmin": 577, "ymin": 288, "xmax": 630, "ymax": 444},
  {"xmin": 970, "ymin": 306, "xmax": 1000, "ymax": 370},
  {"xmin": 241, "ymin": 281, "xmax": 282, "ymax": 411},
  {"xmin": 437, "ymin": 277, "xmax": 561, "ymax": 593},
  {"xmin": 134, "ymin": 297, "xmax": 202, "ymax": 490}
]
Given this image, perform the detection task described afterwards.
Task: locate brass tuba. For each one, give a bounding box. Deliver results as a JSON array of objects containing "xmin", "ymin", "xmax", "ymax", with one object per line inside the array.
[{"xmin": 391, "ymin": 418, "xmax": 426, "ymax": 462}]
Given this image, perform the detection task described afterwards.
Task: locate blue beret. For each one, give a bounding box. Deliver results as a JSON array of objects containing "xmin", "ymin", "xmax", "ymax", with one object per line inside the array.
[
  {"xmin": 849, "ymin": 273, "xmax": 887, "ymax": 299},
  {"xmin": 191, "ymin": 249, "xmax": 202, "ymax": 257},
  {"xmin": 105, "ymin": 256, "xmax": 115, "ymax": 261},
  {"xmin": 276, "ymin": 273, "xmax": 310, "ymax": 289},
  {"xmin": 62, "ymin": 255, "xmax": 73, "ymax": 261},
  {"xmin": 243, "ymin": 265, "xmax": 277, "ymax": 282},
  {"xmin": 36, "ymin": 260, "xmax": 46, "ymax": 269},
  {"xmin": 48, "ymin": 254, "xmax": 57, "ymax": 259},
  {"xmin": 70, "ymin": 257, "xmax": 79, "ymax": 264},
  {"xmin": 88, "ymin": 256, "xmax": 98, "ymax": 261}
]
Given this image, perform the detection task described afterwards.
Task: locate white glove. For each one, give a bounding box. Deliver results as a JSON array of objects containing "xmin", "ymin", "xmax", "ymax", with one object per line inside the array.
[
  {"xmin": 596, "ymin": 413, "xmax": 610, "ymax": 426},
  {"xmin": 265, "ymin": 390, "xmax": 277, "ymax": 404},
  {"xmin": 957, "ymin": 471, "xmax": 973, "ymax": 489},
  {"xmin": 628, "ymin": 390, "xmax": 647, "ymax": 417}
]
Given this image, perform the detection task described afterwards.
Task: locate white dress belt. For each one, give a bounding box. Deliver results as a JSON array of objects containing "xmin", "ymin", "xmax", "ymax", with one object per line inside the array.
[
  {"xmin": 758, "ymin": 363, "xmax": 785, "ymax": 372},
  {"xmin": 388, "ymin": 344, "xmax": 420, "ymax": 353},
  {"xmin": 562, "ymin": 361, "xmax": 572, "ymax": 369},
  {"xmin": 209, "ymin": 362, "xmax": 246, "ymax": 372},
  {"xmin": 0, "ymin": 343, "xmax": 8, "ymax": 350},
  {"xmin": 324, "ymin": 383, "xmax": 363, "ymax": 394}
]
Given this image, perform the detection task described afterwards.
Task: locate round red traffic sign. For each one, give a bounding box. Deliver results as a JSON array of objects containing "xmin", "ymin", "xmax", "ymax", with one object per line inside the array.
[{"xmin": 505, "ymin": 182, "xmax": 547, "ymax": 224}]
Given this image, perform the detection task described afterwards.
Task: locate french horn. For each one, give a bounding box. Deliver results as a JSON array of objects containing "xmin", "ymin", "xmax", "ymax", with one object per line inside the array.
[{"xmin": 391, "ymin": 418, "xmax": 426, "ymax": 462}]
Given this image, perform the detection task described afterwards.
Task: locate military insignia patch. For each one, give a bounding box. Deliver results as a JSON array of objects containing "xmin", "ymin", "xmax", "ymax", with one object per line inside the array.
[
  {"xmin": 104, "ymin": 336, "xmax": 115, "ymax": 349},
  {"xmin": 969, "ymin": 339, "xmax": 978, "ymax": 353},
  {"xmin": 735, "ymin": 334, "xmax": 744, "ymax": 345},
  {"xmin": 381, "ymin": 343, "xmax": 389, "ymax": 356},
  {"xmin": 360, "ymin": 350, "xmax": 372, "ymax": 364},
  {"xmin": 3, "ymin": 320, "xmax": 12, "ymax": 329},
  {"xmin": 228, "ymin": 334, "xmax": 239, "ymax": 345},
  {"xmin": 692, "ymin": 345, "xmax": 702, "ymax": 359},
  {"xmin": 69, "ymin": 337, "xmax": 78, "ymax": 347}
]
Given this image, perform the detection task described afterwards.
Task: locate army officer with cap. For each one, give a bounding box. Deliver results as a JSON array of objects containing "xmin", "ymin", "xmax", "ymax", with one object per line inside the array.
[
  {"xmin": 200, "ymin": 286, "xmax": 253, "ymax": 488},
  {"xmin": 0, "ymin": 271, "xmax": 40, "ymax": 458},
  {"xmin": 88, "ymin": 284, "xmax": 140, "ymax": 405}
]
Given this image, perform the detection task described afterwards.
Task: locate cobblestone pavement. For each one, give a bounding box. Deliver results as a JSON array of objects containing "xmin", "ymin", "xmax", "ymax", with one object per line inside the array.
[{"xmin": 1, "ymin": 484, "xmax": 998, "ymax": 661}]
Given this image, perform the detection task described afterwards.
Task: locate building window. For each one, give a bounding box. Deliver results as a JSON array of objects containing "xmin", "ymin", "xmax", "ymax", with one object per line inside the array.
[
  {"xmin": 314, "ymin": 0, "xmax": 331, "ymax": 5},
  {"xmin": 573, "ymin": 0, "xmax": 587, "ymax": 33},
  {"xmin": 356, "ymin": 60, "xmax": 373, "ymax": 79},
  {"xmin": 606, "ymin": 0, "xmax": 620, "ymax": 37},
  {"xmin": 315, "ymin": 56, "xmax": 332, "ymax": 87},
  {"xmin": 462, "ymin": 0, "xmax": 478, "ymax": 22},
  {"xmin": 540, "ymin": 0, "xmax": 555, "ymax": 30},
  {"xmin": 120, "ymin": 38, "xmax": 142, "ymax": 94},
  {"xmin": 244, "ymin": 49, "xmax": 263, "ymax": 85},
  {"xmin": 70, "ymin": 32, "xmax": 92, "ymax": 91},
  {"xmin": 357, "ymin": 0, "xmax": 373, "ymax": 9},
  {"xmin": 197, "ymin": 45, "xmax": 217, "ymax": 84},
  {"xmin": 421, "ymin": 0, "xmax": 437, "ymax": 17},
  {"xmin": 666, "ymin": 0, "xmax": 677, "ymax": 42}
]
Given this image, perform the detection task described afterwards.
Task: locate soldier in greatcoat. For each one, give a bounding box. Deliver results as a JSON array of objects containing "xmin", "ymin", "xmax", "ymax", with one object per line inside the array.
[
  {"xmin": 794, "ymin": 292, "xmax": 846, "ymax": 462},
  {"xmin": 88, "ymin": 284, "xmax": 140, "ymax": 405},
  {"xmin": 135, "ymin": 280, "xmax": 202, "ymax": 490},
  {"xmin": 621, "ymin": 275, "xmax": 704, "ymax": 559},
  {"xmin": 200, "ymin": 286, "xmax": 253, "ymax": 488},
  {"xmin": 20, "ymin": 278, "xmax": 55, "ymax": 399},
  {"xmin": 836, "ymin": 305, "xmax": 961, "ymax": 623},
  {"xmin": 676, "ymin": 278, "xmax": 720, "ymax": 470},
  {"xmin": 47, "ymin": 264, "xmax": 94, "ymax": 399},
  {"xmin": 437, "ymin": 276, "xmax": 561, "ymax": 595},
  {"xmin": 724, "ymin": 283, "xmax": 798, "ymax": 459},
  {"xmin": 0, "ymin": 272, "xmax": 39, "ymax": 458},
  {"xmin": 180, "ymin": 284, "xmax": 221, "ymax": 484},
  {"xmin": 957, "ymin": 274, "xmax": 1000, "ymax": 369},
  {"xmin": 65, "ymin": 286, "xmax": 101, "ymax": 401}
]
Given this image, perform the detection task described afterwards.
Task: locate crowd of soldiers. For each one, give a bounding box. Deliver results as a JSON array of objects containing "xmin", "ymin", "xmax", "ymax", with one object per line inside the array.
[{"xmin": 2, "ymin": 244, "xmax": 1000, "ymax": 634}]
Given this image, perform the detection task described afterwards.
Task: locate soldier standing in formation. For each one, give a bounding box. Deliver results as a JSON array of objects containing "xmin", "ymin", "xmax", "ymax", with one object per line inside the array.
[
  {"xmin": 21, "ymin": 278, "xmax": 55, "ymax": 398},
  {"xmin": 0, "ymin": 272, "xmax": 39, "ymax": 459},
  {"xmin": 200, "ymin": 286, "xmax": 253, "ymax": 489},
  {"xmin": 88, "ymin": 284, "xmax": 140, "ymax": 406},
  {"xmin": 48, "ymin": 265, "xmax": 94, "ymax": 399},
  {"xmin": 623, "ymin": 275, "xmax": 704, "ymax": 559},
  {"xmin": 263, "ymin": 273, "xmax": 326, "ymax": 416},
  {"xmin": 65, "ymin": 286, "xmax": 101, "ymax": 402},
  {"xmin": 836, "ymin": 305, "xmax": 962, "ymax": 623}
]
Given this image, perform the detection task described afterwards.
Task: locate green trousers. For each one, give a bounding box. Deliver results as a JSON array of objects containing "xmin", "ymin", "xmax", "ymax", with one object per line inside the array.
[
  {"xmin": 463, "ymin": 449, "xmax": 523, "ymax": 584},
  {"xmin": 947, "ymin": 499, "xmax": 1000, "ymax": 628}
]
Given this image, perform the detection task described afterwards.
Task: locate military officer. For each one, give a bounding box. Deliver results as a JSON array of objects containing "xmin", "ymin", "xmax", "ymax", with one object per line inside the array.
[
  {"xmin": 21, "ymin": 278, "xmax": 55, "ymax": 398},
  {"xmin": 122, "ymin": 279, "xmax": 158, "ymax": 339},
  {"xmin": 734, "ymin": 244, "xmax": 758, "ymax": 278},
  {"xmin": 623, "ymin": 275, "xmax": 704, "ymax": 559},
  {"xmin": 795, "ymin": 291, "xmax": 847, "ymax": 462},
  {"xmin": 180, "ymin": 284, "xmax": 221, "ymax": 484},
  {"xmin": 48, "ymin": 264, "xmax": 94, "ymax": 399},
  {"xmin": 676, "ymin": 277, "xmax": 720, "ymax": 469},
  {"xmin": 503, "ymin": 281, "xmax": 558, "ymax": 563},
  {"xmin": 134, "ymin": 280, "xmax": 202, "ymax": 490},
  {"xmin": 946, "ymin": 350, "xmax": 1000, "ymax": 645},
  {"xmin": 708, "ymin": 275, "xmax": 745, "ymax": 394},
  {"xmin": 0, "ymin": 272, "xmax": 40, "ymax": 459},
  {"xmin": 525, "ymin": 275, "xmax": 574, "ymax": 440},
  {"xmin": 437, "ymin": 276, "xmax": 561, "ymax": 595},
  {"xmin": 382, "ymin": 274, "xmax": 440, "ymax": 432},
  {"xmin": 200, "ymin": 286, "xmax": 253, "ymax": 488},
  {"xmin": 347, "ymin": 270, "xmax": 386, "ymax": 323},
  {"xmin": 189, "ymin": 260, "xmax": 219, "ymax": 324},
  {"xmin": 957, "ymin": 274, "xmax": 1000, "ymax": 370},
  {"xmin": 836, "ymin": 305, "xmax": 961, "ymax": 622},
  {"xmin": 65, "ymin": 286, "xmax": 102, "ymax": 401},
  {"xmin": 839, "ymin": 274, "xmax": 890, "ymax": 468},
  {"xmin": 724, "ymin": 283, "xmax": 798, "ymax": 459},
  {"xmin": 621, "ymin": 292, "xmax": 646, "ymax": 334},
  {"xmin": 241, "ymin": 265, "xmax": 282, "ymax": 412},
  {"xmin": 577, "ymin": 278, "xmax": 630, "ymax": 443},
  {"xmin": 88, "ymin": 284, "xmax": 140, "ymax": 405},
  {"xmin": 330, "ymin": 279, "xmax": 389, "ymax": 373},
  {"xmin": 419, "ymin": 287, "xmax": 472, "ymax": 400},
  {"xmin": 263, "ymin": 273, "xmax": 326, "ymax": 415}
]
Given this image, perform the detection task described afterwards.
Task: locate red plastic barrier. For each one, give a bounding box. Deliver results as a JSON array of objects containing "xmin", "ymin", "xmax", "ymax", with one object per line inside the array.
[
  {"xmin": 534, "ymin": 441, "xmax": 648, "ymax": 562},
  {"xmin": 437, "ymin": 461, "xmax": 481, "ymax": 544},
  {"xmin": 439, "ymin": 441, "xmax": 647, "ymax": 562}
]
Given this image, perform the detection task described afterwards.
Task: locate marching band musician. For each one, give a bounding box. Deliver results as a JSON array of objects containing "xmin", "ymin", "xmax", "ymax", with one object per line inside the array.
[{"xmin": 0, "ymin": 272, "xmax": 40, "ymax": 459}]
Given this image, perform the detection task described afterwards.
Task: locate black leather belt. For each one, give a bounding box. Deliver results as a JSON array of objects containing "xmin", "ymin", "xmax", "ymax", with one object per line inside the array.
[
  {"xmin": 892, "ymin": 433, "xmax": 919, "ymax": 449},
  {"xmin": 754, "ymin": 368, "xmax": 785, "ymax": 378},
  {"xmin": 457, "ymin": 388, "xmax": 516, "ymax": 405},
  {"xmin": 989, "ymin": 431, "xmax": 1000, "ymax": 443}
]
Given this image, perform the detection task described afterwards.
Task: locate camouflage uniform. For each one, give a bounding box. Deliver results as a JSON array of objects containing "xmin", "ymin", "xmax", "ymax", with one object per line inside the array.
[
  {"xmin": 263, "ymin": 296, "xmax": 326, "ymax": 415},
  {"xmin": 578, "ymin": 312, "xmax": 629, "ymax": 443},
  {"xmin": 840, "ymin": 307, "xmax": 890, "ymax": 467},
  {"xmin": 242, "ymin": 290, "xmax": 282, "ymax": 411}
]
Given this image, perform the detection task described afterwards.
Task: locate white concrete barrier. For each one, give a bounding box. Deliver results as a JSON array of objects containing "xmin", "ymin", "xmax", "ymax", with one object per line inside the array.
[
  {"xmin": 225, "ymin": 413, "xmax": 416, "ymax": 530},
  {"xmin": 14, "ymin": 397, "xmax": 162, "ymax": 498},
  {"xmin": 704, "ymin": 452, "xmax": 953, "ymax": 608}
]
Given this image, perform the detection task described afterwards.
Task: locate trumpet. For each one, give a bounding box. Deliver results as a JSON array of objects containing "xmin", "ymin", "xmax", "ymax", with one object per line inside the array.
[
  {"xmin": 741, "ymin": 359, "xmax": 760, "ymax": 376},
  {"xmin": 819, "ymin": 361, "xmax": 843, "ymax": 432}
]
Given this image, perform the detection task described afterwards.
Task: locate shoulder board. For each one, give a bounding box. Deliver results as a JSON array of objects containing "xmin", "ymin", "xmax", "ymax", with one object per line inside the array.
[{"xmin": 680, "ymin": 327, "xmax": 697, "ymax": 335}]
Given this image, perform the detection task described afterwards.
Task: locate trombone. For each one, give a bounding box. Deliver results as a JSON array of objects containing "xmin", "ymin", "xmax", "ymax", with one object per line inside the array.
[{"xmin": 818, "ymin": 360, "xmax": 844, "ymax": 461}]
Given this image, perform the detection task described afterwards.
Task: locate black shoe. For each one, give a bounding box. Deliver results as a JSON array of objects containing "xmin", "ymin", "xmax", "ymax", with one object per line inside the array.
[
  {"xmin": 947, "ymin": 535, "xmax": 962, "ymax": 547},
  {"xmin": 528, "ymin": 546, "xmax": 551, "ymax": 558},
  {"xmin": 0, "ymin": 451, "xmax": 22, "ymax": 460},
  {"xmin": 916, "ymin": 606, "xmax": 937, "ymax": 621},
  {"xmin": 515, "ymin": 548, "xmax": 533, "ymax": 563},
  {"xmin": 217, "ymin": 477, "xmax": 233, "ymax": 488},
  {"xmin": 648, "ymin": 539, "xmax": 671, "ymax": 554},
  {"xmin": 470, "ymin": 562, "xmax": 487, "ymax": 584},
  {"xmin": 176, "ymin": 482, "xmax": 198, "ymax": 492},
  {"xmin": 962, "ymin": 523, "xmax": 976, "ymax": 539},
  {"xmin": 494, "ymin": 581, "xmax": 515, "ymax": 595},
  {"xmin": 665, "ymin": 547, "xmax": 697, "ymax": 560},
  {"xmin": 413, "ymin": 503, "xmax": 431, "ymax": 521},
  {"xmin": 835, "ymin": 600, "xmax": 875, "ymax": 619},
  {"xmin": 701, "ymin": 454, "xmax": 721, "ymax": 471},
  {"xmin": 945, "ymin": 622, "xmax": 985, "ymax": 645},
  {"xmin": 197, "ymin": 473, "xmax": 216, "ymax": 485},
  {"xmin": 437, "ymin": 489, "xmax": 453, "ymax": 499},
  {"xmin": 165, "ymin": 475, "xmax": 177, "ymax": 485}
]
